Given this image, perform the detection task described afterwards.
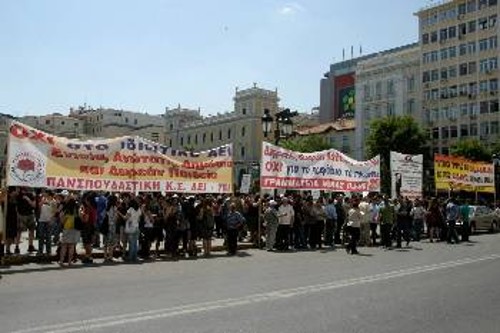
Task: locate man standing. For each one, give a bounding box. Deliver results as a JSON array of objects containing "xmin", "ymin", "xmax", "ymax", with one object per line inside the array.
[
  {"xmin": 459, "ymin": 199, "xmax": 471, "ymax": 242},
  {"xmin": 379, "ymin": 196, "xmax": 395, "ymax": 249},
  {"xmin": 277, "ymin": 198, "xmax": 294, "ymax": 251},
  {"xmin": 334, "ymin": 195, "xmax": 346, "ymax": 245},
  {"xmin": 446, "ymin": 198, "xmax": 460, "ymax": 244},
  {"xmin": 17, "ymin": 187, "xmax": 37, "ymax": 253},
  {"xmin": 324, "ymin": 198, "xmax": 337, "ymax": 248},
  {"xmin": 263, "ymin": 200, "xmax": 279, "ymax": 251},
  {"xmin": 359, "ymin": 197, "xmax": 371, "ymax": 247}
]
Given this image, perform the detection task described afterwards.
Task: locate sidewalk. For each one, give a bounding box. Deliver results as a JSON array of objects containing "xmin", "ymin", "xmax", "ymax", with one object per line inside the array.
[{"xmin": 1, "ymin": 232, "xmax": 256, "ymax": 267}]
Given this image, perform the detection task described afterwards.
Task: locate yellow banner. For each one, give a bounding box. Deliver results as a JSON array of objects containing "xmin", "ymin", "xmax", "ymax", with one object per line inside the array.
[
  {"xmin": 6, "ymin": 121, "xmax": 233, "ymax": 193},
  {"xmin": 434, "ymin": 154, "xmax": 494, "ymax": 193}
]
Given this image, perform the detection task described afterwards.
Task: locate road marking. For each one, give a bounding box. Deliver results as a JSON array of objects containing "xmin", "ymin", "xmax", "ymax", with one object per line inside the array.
[{"xmin": 10, "ymin": 254, "xmax": 500, "ymax": 333}]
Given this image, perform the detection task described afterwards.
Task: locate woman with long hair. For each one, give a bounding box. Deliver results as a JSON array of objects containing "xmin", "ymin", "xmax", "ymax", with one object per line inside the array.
[
  {"xmin": 59, "ymin": 198, "xmax": 80, "ymax": 267},
  {"xmin": 103, "ymin": 195, "xmax": 118, "ymax": 263}
]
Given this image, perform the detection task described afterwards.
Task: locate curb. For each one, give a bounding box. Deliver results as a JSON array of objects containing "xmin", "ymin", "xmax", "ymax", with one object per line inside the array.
[{"xmin": 1, "ymin": 243, "xmax": 256, "ymax": 267}]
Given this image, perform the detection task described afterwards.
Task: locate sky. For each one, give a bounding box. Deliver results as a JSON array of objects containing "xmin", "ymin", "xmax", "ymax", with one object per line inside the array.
[{"xmin": 0, "ymin": 0, "xmax": 425, "ymax": 117}]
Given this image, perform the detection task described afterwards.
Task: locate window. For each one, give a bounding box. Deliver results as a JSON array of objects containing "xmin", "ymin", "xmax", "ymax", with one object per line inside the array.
[
  {"xmin": 187, "ymin": 135, "xmax": 191, "ymax": 144},
  {"xmin": 407, "ymin": 76, "xmax": 415, "ymax": 92},
  {"xmin": 470, "ymin": 101, "xmax": 478, "ymax": 114},
  {"xmin": 440, "ymin": 28, "xmax": 448, "ymax": 41},
  {"xmin": 461, "ymin": 103, "xmax": 469, "ymax": 116},
  {"xmin": 479, "ymin": 0, "xmax": 488, "ymax": 8},
  {"xmin": 440, "ymin": 48, "xmax": 448, "ymax": 60},
  {"xmin": 470, "ymin": 123, "xmax": 478, "ymax": 136},
  {"xmin": 242, "ymin": 108, "xmax": 246, "ymax": 115},
  {"xmin": 387, "ymin": 80, "xmax": 394, "ymax": 95},
  {"xmin": 441, "ymin": 127, "xmax": 449, "ymax": 139},
  {"xmin": 461, "ymin": 124, "xmax": 469, "ymax": 137},
  {"xmin": 219, "ymin": 130, "xmax": 222, "ymax": 140},
  {"xmin": 468, "ymin": 20, "xmax": 477, "ymax": 33},
  {"xmin": 458, "ymin": 3, "xmax": 467, "ymax": 15},
  {"xmin": 194, "ymin": 134, "xmax": 198, "ymax": 145},
  {"xmin": 491, "ymin": 100, "xmax": 500, "ymax": 112},
  {"xmin": 489, "ymin": 0, "xmax": 498, "ymax": 6},
  {"xmin": 459, "ymin": 83, "xmax": 468, "ymax": 96},
  {"xmin": 125, "ymin": 117, "xmax": 129, "ymax": 123},
  {"xmin": 431, "ymin": 31, "xmax": 438, "ymax": 43},
  {"xmin": 202, "ymin": 133, "xmax": 206, "ymax": 143},
  {"xmin": 431, "ymin": 69, "xmax": 439, "ymax": 81},
  {"xmin": 468, "ymin": 61, "xmax": 477, "ymax": 74},
  {"xmin": 480, "ymin": 80, "xmax": 489, "ymax": 92},
  {"xmin": 375, "ymin": 82, "xmax": 382, "ymax": 98},
  {"xmin": 489, "ymin": 57, "xmax": 498, "ymax": 70},
  {"xmin": 169, "ymin": 123, "xmax": 173, "ymax": 130},
  {"xmin": 467, "ymin": 0, "xmax": 477, "ymax": 12},
  {"xmin": 480, "ymin": 101, "xmax": 489, "ymax": 113},
  {"xmin": 460, "ymin": 43, "xmax": 467, "ymax": 56},
  {"xmin": 240, "ymin": 146, "xmax": 245, "ymax": 158},
  {"xmin": 449, "ymin": 65, "xmax": 457, "ymax": 78},
  {"xmin": 480, "ymin": 122, "xmax": 489, "ymax": 135},
  {"xmin": 469, "ymin": 82, "xmax": 478, "ymax": 95},
  {"xmin": 423, "ymin": 71, "xmax": 430, "ymax": 82},
  {"xmin": 74, "ymin": 122, "xmax": 79, "ymax": 127},
  {"xmin": 423, "ymin": 33, "xmax": 429, "ymax": 44},
  {"xmin": 134, "ymin": 119, "xmax": 138, "ymax": 125},
  {"xmin": 430, "ymin": 51, "xmax": 438, "ymax": 62},
  {"xmin": 490, "ymin": 15, "xmax": 497, "ymax": 28},
  {"xmin": 459, "ymin": 23, "xmax": 467, "ymax": 36},
  {"xmin": 468, "ymin": 41, "xmax": 476, "ymax": 54},
  {"xmin": 491, "ymin": 121, "xmax": 499, "ymax": 134},
  {"xmin": 480, "ymin": 58, "xmax": 489, "ymax": 72},
  {"xmin": 490, "ymin": 78, "xmax": 499, "ymax": 91},
  {"xmin": 479, "ymin": 38, "xmax": 489, "ymax": 51},
  {"xmin": 489, "ymin": 36, "xmax": 498, "ymax": 49},
  {"xmin": 45, "ymin": 119, "xmax": 50, "ymax": 125},
  {"xmin": 61, "ymin": 121, "xmax": 65, "ymax": 125},
  {"xmin": 450, "ymin": 85, "xmax": 458, "ymax": 97},
  {"xmin": 227, "ymin": 129, "xmax": 231, "ymax": 139},
  {"xmin": 210, "ymin": 132, "xmax": 214, "ymax": 142},
  {"xmin": 479, "ymin": 17, "xmax": 488, "ymax": 30},
  {"xmin": 449, "ymin": 46, "xmax": 457, "ymax": 58},
  {"xmin": 449, "ymin": 26, "xmax": 457, "ymax": 39},
  {"xmin": 441, "ymin": 68, "xmax": 448, "ymax": 80},
  {"xmin": 450, "ymin": 125, "xmax": 458, "ymax": 138},
  {"xmin": 407, "ymin": 99, "xmax": 415, "ymax": 115},
  {"xmin": 460, "ymin": 63, "xmax": 468, "ymax": 76},
  {"xmin": 180, "ymin": 137, "xmax": 184, "ymax": 145},
  {"xmin": 169, "ymin": 139, "xmax": 172, "ymax": 146},
  {"xmin": 241, "ymin": 126, "xmax": 246, "ymax": 136}
]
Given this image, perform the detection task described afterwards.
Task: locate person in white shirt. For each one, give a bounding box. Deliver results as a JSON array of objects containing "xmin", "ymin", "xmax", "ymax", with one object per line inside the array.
[
  {"xmin": 410, "ymin": 199, "xmax": 426, "ymax": 242},
  {"xmin": 346, "ymin": 196, "xmax": 363, "ymax": 255},
  {"xmin": 38, "ymin": 191, "xmax": 56, "ymax": 255},
  {"xmin": 358, "ymin": 197, "xmax": 371, "ymax": 246},
  {"xmin": 276, "ymin": 198, "xmax": 295, "ymax": 250}
]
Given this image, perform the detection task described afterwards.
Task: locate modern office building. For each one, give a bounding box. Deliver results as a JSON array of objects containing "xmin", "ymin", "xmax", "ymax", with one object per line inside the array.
[
  {"xmin": 355, "ymin": 43, "xmax": 421, "ymax": 159},
  {"xmin": 415, "ymin": 0, "xmax": 499, "ymax": 155}
]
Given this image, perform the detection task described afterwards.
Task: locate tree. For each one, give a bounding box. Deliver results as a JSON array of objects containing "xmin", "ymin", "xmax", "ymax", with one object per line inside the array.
[
  {"xmin": 366, "ymin": 115, "xmax": 428, "ymax": 195},
  {"xmin": 450, "ymin": 139, "xmax": 492, "ymax": 162},
  {"xmin": 280, "ymin": 134, "xmax": 333, "ymax": 153}
]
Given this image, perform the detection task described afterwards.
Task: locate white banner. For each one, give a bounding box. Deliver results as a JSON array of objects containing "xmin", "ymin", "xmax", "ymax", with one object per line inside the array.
[
  {"xmin": 261, "ymin": 142, "xmax": 380, "ymax": 192},
  {"xmin": 240, "ymin": 174, "xmax": 251, "ymax": 194},
  {"xmin": 390, "ymin": 151, "xmax": 423, "ymax": 199}
]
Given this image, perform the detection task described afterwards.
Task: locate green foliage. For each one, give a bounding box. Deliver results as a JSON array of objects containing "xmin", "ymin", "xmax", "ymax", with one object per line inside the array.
[
  {"xmin": 450, "ymin": 139, "xmax": 492, "ymax": 162},
  {"xmin": 281, "ymin": 134, "xmax": 333, "ymax": 153},
  {"xmin": 365, "ymin": 115, "xmax": 428, "ymax": 195}
]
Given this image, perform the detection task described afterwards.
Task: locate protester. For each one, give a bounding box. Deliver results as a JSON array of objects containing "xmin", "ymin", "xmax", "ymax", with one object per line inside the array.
[
  {"xmin": 379, "ymin": 196, "xmax": 395, "ymax": 248},
  {"xmin": 103, "ymin": 195, "xmax": 118, "ymax": 263},
  {"xmin": 59, "ymin": 198, "xmax": 80, "ymax": 267},
  {"xmin": 410, "ymin": 199, "xmax": 426, "ymax": 242},
  {"xmin": 225, "ymin": 203, "xmax": 246, "ymax": 256},
  {"xmin": 17, "ymin": 187, "xmax": 37, "ymax": 253},
  {"xmin": 324, "ymin": 198, "xmax": 337, "ymax": 248},
  {"xmin": 263, "ymin": 200, "xmax": 279, "ymax": 251},
  {"xmin": 4, "ymin": 187, "xmax": 20, "ymax": 255},
  {"xmin": 198, "ymin": 197, "xmax": 215, "ymax": 257},
  {"xmin": 346, "ymin": 196, "xmax": 362, "ymax": 255},
  {"xmin": 37, "ymin": 191, "xmax": 56, "ymax": 255},
  {"xmin": 445, "ymin": 198, "xmax": 460, "ymax": 244},
  {"xmin": 124, "ymin": 199, "xmax": 142, "ymax": 262}
]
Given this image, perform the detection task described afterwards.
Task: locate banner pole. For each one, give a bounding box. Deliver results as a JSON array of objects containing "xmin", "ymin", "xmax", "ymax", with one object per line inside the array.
[{"xmin": 1, "ymin": 120, "xmax": 11, "ymax": 250}]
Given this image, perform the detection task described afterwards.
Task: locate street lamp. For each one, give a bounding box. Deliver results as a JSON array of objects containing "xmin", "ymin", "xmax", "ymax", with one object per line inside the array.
[{"xmin": 261, "ymin": 108, "xmax": 298, "ymax": 145}]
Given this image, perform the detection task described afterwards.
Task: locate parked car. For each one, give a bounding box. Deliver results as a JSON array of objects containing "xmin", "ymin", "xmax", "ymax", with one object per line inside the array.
[{"xmin": 456, "ymin": 205, "xmax": 499, "ymax": 234}]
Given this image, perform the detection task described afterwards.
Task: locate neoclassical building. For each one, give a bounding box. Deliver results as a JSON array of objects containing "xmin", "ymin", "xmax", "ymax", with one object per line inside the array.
[{"xmin": 164, "ymin": 84, "xmax": 280, "ymax": 182}]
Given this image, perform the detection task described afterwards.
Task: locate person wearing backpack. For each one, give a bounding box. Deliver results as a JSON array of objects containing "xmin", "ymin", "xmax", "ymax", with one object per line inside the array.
[{"xmin": 124, "ymin": 199, "xmax": 142, "ymax": 262}]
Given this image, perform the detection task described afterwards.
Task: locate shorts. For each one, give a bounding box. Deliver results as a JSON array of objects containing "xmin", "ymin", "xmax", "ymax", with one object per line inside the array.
[
  {"xmin": 62, "ymin": 229, "xmax": 80, "ymax": 244},
  {"xmin": 19, "ymin": 214, "xmax": 36, "ymax": 231},
  {"xmin": 81, "ymin": 223, "xmax": 96, "ymax": 245}
]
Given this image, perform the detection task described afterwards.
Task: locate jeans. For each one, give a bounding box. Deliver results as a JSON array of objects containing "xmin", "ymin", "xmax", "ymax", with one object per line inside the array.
[
  {"xmin": 38, "ymin": 222, "xmax": 52, "ymax": 254},
  {"xmin": 346, "ymin": 226, "xmax": 360, "ymax": 254},
  {"xmin": 227, "ymin": 229, "xmax": 239, "ymax": 255},
  {"xmin": 447, "ymin": 220, "xmax": 459, "ymax": 244},
  {"xmin": 413, "ymin": 219, "xmax": 424, "ymax": 241},
  {"xmin": 380, "ymin": 224, "xmax": 392, "ymax": 248},
  {"xmin": 293, "ymin": 224, "xmax": 306, "ymax": 248},
  {"xmin": 276, "ymin": 225, "xmax": 291, "ymax": 250},
  {"xmin": 127, "ymin": 232, "xmax": 139, "ymax": 261}
]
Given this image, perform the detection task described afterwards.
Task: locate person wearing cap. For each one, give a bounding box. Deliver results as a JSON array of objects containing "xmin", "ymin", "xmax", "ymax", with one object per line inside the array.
[{"xmin": 263, "ymin": 200, "xmax": 279, "ymax": 251}]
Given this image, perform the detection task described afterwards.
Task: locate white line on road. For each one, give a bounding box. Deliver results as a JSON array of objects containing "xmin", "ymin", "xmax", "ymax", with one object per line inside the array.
[{"xmin": 10, "ymin": 254, "xmax": 500, "ymax": 333}]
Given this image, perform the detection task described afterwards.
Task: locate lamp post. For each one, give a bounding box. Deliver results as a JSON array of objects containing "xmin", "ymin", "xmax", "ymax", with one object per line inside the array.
[{"xmin": 261, "ymin": 108, "xmax": 297, "ymax": 145}]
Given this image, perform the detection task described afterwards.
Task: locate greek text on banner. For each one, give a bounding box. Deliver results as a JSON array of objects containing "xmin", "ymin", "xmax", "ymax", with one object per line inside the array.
[
  {"xmin": 260, "ymin": 142, "xmax": 380, "ymax": 192},
  {"xmin": 6, "ymin": 121, "xmax": 233, "ymax": 193}
]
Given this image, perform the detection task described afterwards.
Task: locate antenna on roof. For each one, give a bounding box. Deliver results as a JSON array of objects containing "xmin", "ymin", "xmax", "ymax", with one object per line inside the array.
[{"xmin": 342, "ymin": 48, "xmax": 345, "ymax": 61}]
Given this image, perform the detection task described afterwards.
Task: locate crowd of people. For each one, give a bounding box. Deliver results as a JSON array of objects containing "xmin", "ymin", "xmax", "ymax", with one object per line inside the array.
[{"xmin": 1, "ymin": 187, "xmax": 498, "ymax": 266}]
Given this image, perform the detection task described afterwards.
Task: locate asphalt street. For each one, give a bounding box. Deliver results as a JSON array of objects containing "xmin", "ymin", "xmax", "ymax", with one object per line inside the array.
[{"xmin": 2, "ymin": 234, "xmax": 500, "ymax": 333}]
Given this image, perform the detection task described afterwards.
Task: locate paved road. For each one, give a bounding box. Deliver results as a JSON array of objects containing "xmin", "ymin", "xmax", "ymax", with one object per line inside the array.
[{"xmin": 2, "ymin": 235, "xmax": 500, "ymax": 333}]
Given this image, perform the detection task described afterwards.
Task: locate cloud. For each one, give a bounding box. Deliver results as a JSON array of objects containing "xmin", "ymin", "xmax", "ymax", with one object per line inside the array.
[{"xmin": 278, "ymin": 3, "xmax": 304, "ymax": 16}]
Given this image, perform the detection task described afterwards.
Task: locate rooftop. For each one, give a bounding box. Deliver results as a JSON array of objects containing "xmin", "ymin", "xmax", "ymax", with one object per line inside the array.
[{"xmin": 295, "ymin": 118, "xmax": 355, "ymax": 135}]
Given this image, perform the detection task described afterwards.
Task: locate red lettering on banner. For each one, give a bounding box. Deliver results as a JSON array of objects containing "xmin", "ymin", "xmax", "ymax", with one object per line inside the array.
[
  {"xmin": 191, "ymin": 182, "xmax": 206, "ymax": 192},
  {"xmin": 10, "ymin": 123, "xmax": 55, "ymax": 145}
]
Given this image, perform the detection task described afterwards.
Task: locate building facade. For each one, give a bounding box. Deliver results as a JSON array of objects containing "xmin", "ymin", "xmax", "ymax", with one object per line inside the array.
[
  {"xmin": 164, "ymin": 84, "xmax": 280, "ymax": 181},
  {"xmin": 19, "ymin": 113, "xmax": 85, "ymax": 139},
  {"xmin": 355, "ymin": 43, "xmax": 421, "ymax": 159},
  {"xmin": 295, "ymin": 118, "xmax": 356, "ymax": 157},
  {"xmin": 416, "ymin": 0, "xmax": 499, "ymax": 155}
]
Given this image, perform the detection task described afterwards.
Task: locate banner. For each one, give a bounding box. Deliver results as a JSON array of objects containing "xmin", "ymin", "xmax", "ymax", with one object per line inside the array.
[
  {"xmin": 390, "ymin": 152, "xmax": 423, "ymax": 199},
  {"xmin": 6, "ymin": 121, "xmax": 233, "ymax": 193},
  {"xmin": 261, "ymin": 142, "xmax": 380, "ymax": 192},
  {"xmin": 434, "ymin": 154, "xmax": 494, "ymax": 193},
  {"xmin": 240, "ymin": 174, "xmax": 251, "ymax": 194}
]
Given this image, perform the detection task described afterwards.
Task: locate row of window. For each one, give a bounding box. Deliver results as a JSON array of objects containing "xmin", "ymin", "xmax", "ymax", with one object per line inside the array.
[
  {"xmin": 421, "ymin": 0, "xmax": 498, "ymax": 28},
  {"xmin": 423, "ymin": 57, "xmax": 498, "ymax": 82},
  {"xmin": 426, "ymin": 99, "xmax": 500, "ymax": 121},
  {"xmin": 362, "ymin": 77, "xmax": 416, "ymax": 99},
  {"xmin": 424, "ymin": 79, "xmax": 499, "ymax": 100},
  {"xmin": 363, "ymin": 100, "xmax": 417, "ymax": 120},
  {"xmin": 43, "ymin": 119, "xmax": 80, "ymax": 127},
  {"xmin": 423, "ymin": 14, "xmax": 497, "ymax": 45},
  {"xmin": 178, "ymin": 126, "xmax": 246, "ymax": 146},
  {"xmin": 431, "ymin": 121, "xmax": 499, "ymax": 141},
  {"xmin": 422, "ymin": 36, "xmax": 498, "ymax": 64}
]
